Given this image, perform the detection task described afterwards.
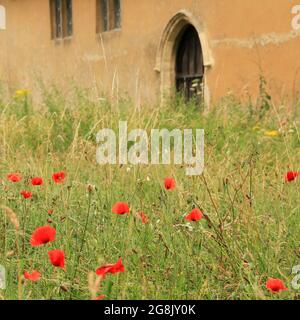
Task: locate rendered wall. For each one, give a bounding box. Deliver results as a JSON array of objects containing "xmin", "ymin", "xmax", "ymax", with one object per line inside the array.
[{"xmin": 0, "ymin": 0, "xmax": 300, "ymax": 104}]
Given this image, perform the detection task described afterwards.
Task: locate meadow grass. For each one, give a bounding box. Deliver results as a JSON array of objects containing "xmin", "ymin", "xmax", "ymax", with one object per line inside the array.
[{"xmin": 0, "ymin": 86, "xmax": 299, "ymax": 300}]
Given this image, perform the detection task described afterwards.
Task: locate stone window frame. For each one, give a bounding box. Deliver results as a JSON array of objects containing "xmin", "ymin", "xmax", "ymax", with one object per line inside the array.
[
  {"xmin": 96, "ymin": 0, "xmax": 122, "ymax": 34},
  {"xmin": 50, "ymin": 0, "xmax": 73, "ymax": 40}
]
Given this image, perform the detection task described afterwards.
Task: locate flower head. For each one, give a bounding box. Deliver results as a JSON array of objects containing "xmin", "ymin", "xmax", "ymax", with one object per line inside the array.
[
  {"xmin": 20, "ymin": 190, "xmax": 33, "ymax": 199},
  {"xmin": 164, "ymin": 177, "xmax": 176, "ymax": 190},
  {"xmin": 52, "ymin": 172, "xmax": 66, "ymax": 184},
  {"xmin": 48, "ymin": 249, "xmax": 65, "ymax": 269},
  {"xmin": 112, "ymin": 202, "xmax": 130, "ymax": 215},
  {"xmin": 266, "ymin": 278, "xmax": 287, "ymax": 294},
  {"xmin": 15, "ymin": 89, "xmax": 29, "ymax": 98},
  {"xmin": 31, "ymin": 177, "xmax": 43, "ymax": 186},
  {"xmin": 96, "ymin": 258, "xmax": 125, "ymax": 278},
  {"xmin": 24, "ymin": 270, "xmax": 41, "ymax": 282},
  {"xmin": 185, "ymin": 208, "xmax": 203, "ymax": 222},
  {"xmin": 30, "ymin": 226, "xmax": 56, "ymax": 246},
  {"xmin": 7, "ymin": 173, "xmax": 22, "ymax": 183},
  {"xmin": 138, "ymin": 212, "xmax": 149, "ymax": 224},
  {"xmin": 264, "ymin": 130, "xmax": 279, "ymax": 137},
  {"xmin": 285, "ymin": 171, "xmax": 298, "ymax": 183}
]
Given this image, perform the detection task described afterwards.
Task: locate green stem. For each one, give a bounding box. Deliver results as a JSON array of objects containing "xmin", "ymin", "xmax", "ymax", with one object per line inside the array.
[
  {"xmin": 69, "ymin": 192, "xmax": 92, "ymax": 299},
  {"xmin": 22, "ymin": 200, "xmax": 28, "ymax": 254}
]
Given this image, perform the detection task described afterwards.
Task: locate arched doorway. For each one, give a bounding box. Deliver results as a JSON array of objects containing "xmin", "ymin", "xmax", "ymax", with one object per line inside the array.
[
  {"xmin": 155, "ymin": 11, "xmax": 213, "ymax": 106},
  {"xmin": 175, "ymin": 25, "xmax": 204, "ymax": 102}
]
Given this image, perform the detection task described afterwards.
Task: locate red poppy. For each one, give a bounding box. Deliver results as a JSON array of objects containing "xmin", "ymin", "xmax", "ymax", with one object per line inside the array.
[
  {"xmin": 48, "ymin": 249, "xmax": 65, "ymax": 269},
  {"xmin": 185, "ymin": 208, "xmax": 203, "ymax": 222},
  {"xmin": 112, "ymin": 202, "xmax": 130, "ymax": 215},
  {"xmin": 24, "ymin": 270, "xmax": 41, "ymax": 282},
  {"xmin": 138, "ymin": 212, "xmax": 149, "ymax": 224},
  {"xmin": 95, "ymin": 295, "xmax": 105, "ymax": 300},
  {"xmin": 20, "ymin": 190, "xmax": 33, "ymax": 199},
  {"xmin": 7, "ymin": 173, "xmax": 22, "ymax": 183},
  {"xmin": 96, "ymin": 258, "xmax": 125, "ymax": 277},
  {"xmin": 164, "ymin": 177, "xmax": 176, "ymax": 190},
  {"xmin": 52, "ymin": 172, "xmax": 66, "ymax": 184},
  {"xmin": 285, "ymin": 171, "xmax": 299, "ymax": 182},
  {"xmin": 266, "ymin": 278, "xmax": 288, "ymax": 293},
  {"xmin": 48, "ymin": 209, "xmax": 54, "ymax": 215},
  {"xmin": 30, "ymin": 226, "xmax": 56, "ymax": 246},
  {"xmin": 31, "ymin": 177, "xmax": 43, "ymax": 186}
]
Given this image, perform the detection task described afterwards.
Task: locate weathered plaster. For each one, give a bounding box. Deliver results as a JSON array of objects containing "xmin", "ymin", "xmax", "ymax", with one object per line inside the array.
[
  {"xmin": 212, "ymin": 30, "xmax": 300, "ymax": 48},
  {"xmin": 0, "ymin": 0, "xmax": 300, "ymax": 104}
]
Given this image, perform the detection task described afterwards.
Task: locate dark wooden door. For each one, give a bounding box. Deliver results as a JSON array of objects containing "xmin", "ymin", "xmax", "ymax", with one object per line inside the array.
[{"xmin": 176, "ymin": 25, "xmax": 204, "ymax": 102}]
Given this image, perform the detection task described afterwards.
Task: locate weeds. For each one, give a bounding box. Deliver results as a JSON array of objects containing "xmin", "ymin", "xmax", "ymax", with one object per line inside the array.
[{"xmin": 0, "ymin": 86, "xmax": 299, "ymax": 300}]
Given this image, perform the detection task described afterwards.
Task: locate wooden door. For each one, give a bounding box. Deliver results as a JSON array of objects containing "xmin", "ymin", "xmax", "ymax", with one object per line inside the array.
[{"xmin": 176, "ymin": 25, "xmax": 204, "ymax": 102}]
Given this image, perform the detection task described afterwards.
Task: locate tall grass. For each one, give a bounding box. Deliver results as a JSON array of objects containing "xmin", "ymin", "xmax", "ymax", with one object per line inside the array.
[{"xmin": 0, "ymin": 85, "xmax": 299, "ymax": 300}]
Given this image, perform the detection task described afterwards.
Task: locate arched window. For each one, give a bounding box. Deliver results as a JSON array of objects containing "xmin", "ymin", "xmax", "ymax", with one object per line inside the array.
[
  {"xmin": 96, "ymin": 0, "xmax": 121, "ymax": 33},
  {"xmin": 0, "ymin": 5, "xmax": 6, "ymax": 30}
]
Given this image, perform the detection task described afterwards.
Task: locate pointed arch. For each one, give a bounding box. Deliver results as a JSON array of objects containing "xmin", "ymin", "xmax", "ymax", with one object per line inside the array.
[{"xmin": 155, "ymin": 10, "xmax": 213, "ymax": 105}]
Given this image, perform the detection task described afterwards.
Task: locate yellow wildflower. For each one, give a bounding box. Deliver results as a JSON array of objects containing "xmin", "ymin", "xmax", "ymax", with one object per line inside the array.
[
  {"xmin": 264, "ymin": 130, "xmax": 279, "ymax": 137},
  {"xmin": 15, "ymin": 89, "xmax": 29, "ymax": 98}
]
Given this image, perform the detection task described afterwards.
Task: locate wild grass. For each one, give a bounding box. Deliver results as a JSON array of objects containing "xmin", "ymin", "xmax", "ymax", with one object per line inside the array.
[{"xmin": 0, "ymin": 85, "xmax": 299, "ymax": 300}]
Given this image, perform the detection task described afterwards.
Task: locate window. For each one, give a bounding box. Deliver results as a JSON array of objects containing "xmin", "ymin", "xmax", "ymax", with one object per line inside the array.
[
  {"xmin": 96, "ymin": 0, "xmax": 121, "ymax": 33},
  {"xmin": 50, "ymin": 0, "xmax": 73, "ymax": 39},
  {"xmin": 0, "ymin": 5, "xmax": 6, "ymax": 30}
]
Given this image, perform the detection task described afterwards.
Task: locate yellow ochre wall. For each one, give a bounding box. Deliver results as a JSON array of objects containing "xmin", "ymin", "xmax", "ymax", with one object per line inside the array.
[{"xmin": 0, "ymin": 0, "xmax": 300, "ymax": 104}]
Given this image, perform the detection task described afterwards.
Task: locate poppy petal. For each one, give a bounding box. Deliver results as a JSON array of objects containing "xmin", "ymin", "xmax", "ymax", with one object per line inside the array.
[
  {"xmin": 112, "ymin": 202, "xmax": 130, "ymax": 215},
  {"xmin": 164, "ymin": 177, "xmax": 176, "ymax": 190},
  {"xmin": 7, "ymin": 173, "xmax": 22, "ymax": 183},
  {"xmin": 48, "ymin": 249, "xmax": 65, "ymax": 269},
  {"xmin": 30, "ymin": 226, "xmax": 56, "ymax": 246},
  {"xmin": 24, "ymin": 270, "xmax": 41, "ymax": 282},
  {"xmin": 266, "ymin": 278, "xmax": 288, "ymax": 293},
  {"xmin": 96, "ymin": 258, "xmax": 125, "ymax": 277},
  {"xmin": 52, "ymin": 172, "xmax": 66, "ymax": 184},
  {"xmin": 185, "ymin": 208, "xmax": 203, "ymax": 222},
  {"xmin": 31, "ymin": 177, "xmax": 43, "ymax": 186}
]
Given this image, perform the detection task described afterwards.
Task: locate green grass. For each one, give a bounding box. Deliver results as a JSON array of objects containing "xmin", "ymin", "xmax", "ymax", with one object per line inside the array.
[{"xmin": 0, "ymin": 86, "xmax": 299, "ymax": 300}]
